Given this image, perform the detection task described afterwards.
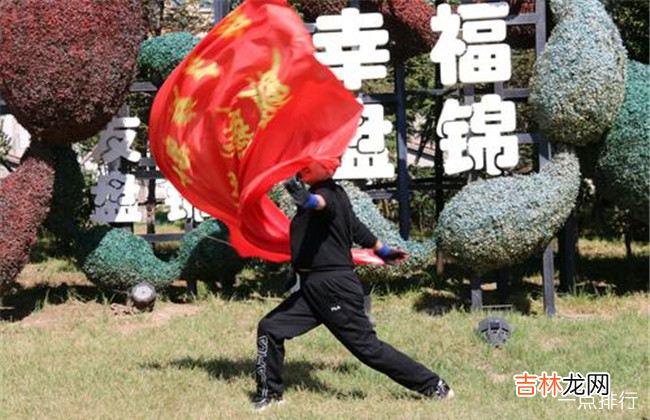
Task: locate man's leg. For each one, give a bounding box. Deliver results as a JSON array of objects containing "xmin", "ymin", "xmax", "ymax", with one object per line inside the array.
[
  {"xmin": 256, "ymin": 289, "xmax": 321, "ymax": 401},
  {"xmin": 301, "ymin": 271, "xmax": 449, "ymax": 396}
]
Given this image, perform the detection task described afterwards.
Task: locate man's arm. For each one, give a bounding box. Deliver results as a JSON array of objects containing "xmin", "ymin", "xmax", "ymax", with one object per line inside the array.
[
  {"xmin": 351, "ymin": 212, "xmax": 378, "ymax": 249},
  {"xmin": 283, "ymin": 177, "xmax": 327, "ymax": 210},
  {"xmin": 351, "ymin": 213, "xmax": 408, "ymax": 264}
]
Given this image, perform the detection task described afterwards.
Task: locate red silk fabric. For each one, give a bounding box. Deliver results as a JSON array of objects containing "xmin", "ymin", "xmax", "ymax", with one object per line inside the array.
[{"xmin": 149, "ymin": 0, "xmax": 383, "ymax": 264}]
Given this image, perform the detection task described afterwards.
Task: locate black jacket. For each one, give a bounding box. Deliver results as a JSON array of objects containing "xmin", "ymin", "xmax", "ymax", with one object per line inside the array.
[{"xmin": 290, "ymin": 179, "xmax": 377, "ymax": 272}]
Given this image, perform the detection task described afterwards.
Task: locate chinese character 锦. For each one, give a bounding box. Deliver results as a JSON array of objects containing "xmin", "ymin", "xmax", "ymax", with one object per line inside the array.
[
  {"xmin": 468, "ymin": 94, "xmax": 518, "ymax": 176},
  {"xmin": 438, "ymin": 95, "xmax": 518, "ymax": 176}
]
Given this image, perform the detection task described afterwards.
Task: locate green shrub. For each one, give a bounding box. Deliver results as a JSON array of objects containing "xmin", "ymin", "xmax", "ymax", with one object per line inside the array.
[
  {"xmin": 595, "ymin": 60, "xmax": 650, "ymax": 223},
  {"xmin": 177, "ymin": 218, "xmax": 247, "ymax": 287},
  {"xmin": 529, "ymin": 0, "xmax": 627, "ymax": 146},
  {"xmin": 138, "ymin": 32, "xmax": 199, "ymax": 85},
  {"xmin": 434, "ymin": 148, "xmax": 581, "ymax": 274},
  {"xmin": 600, "ymin": 0, "xmax": 649, "ymax": 64},
  {"xmin": 77, "ymin": 218, "xmax": 246, "ymax": 292},
  {"xmin": 77, "ymin": 226, "xmax": 180, "ymax": 291}
]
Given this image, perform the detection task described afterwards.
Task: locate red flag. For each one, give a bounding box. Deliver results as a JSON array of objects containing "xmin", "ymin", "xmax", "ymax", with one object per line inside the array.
[{"xmin": 149, "ymin": 0, "xmax": 383, "ymax": 264}]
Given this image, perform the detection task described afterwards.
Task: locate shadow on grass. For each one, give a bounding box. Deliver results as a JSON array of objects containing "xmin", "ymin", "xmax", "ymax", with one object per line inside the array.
[
  {"xmin": 8, "ymin": 244, "xmax": 647, "ymax": 322},
  {"xmin": 575, "ymin": 255, "xmax": 649, "ymax": 295},
  {"xmin": 141, "ymin": 357, "xmax": 366, "ymax": 400},
  {"xmin": 411, "ymin": 251, "xmax": 649, "ymax": 317},
  {"xmin": 0, "ymin": 283, "xmax": 123, "ymax": 322}
]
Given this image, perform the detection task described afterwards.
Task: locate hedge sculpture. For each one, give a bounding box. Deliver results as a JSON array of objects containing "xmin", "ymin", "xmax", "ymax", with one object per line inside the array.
[
  {"xmin": 595, "ymin": 60, "xmax": 650, "ymax": 223},
  {"xmin": 0, "ymin": 0, "xmax": 143, "ymax": 291},
  {"xmin": 0, "ymin": 144, "xmax": 55, "ymax": 290},
  {"xmin": 529, "ymin": 0, "xmax": 627, "ymax": 146},
  {"xmin": 0, "ymin": 0, "xmax": 143, "ymax": 144},
  {"xmin": 77, "ymin": 218, "xmax": 247, "ymax": 291},
  {"xmin": 177, "ymin": 218, "xmax": 247, "ymax": 288},
  {"xmin": 71, "ymin": 31, "xmax": 244, "ymax": 292},
  {"xmin": 138, "ymin": 32, "xmax": 200, "ymax": 86},
  {"xmin": 77, "ymin": 226, "xmax": 181, "ymax": 291},
  {"xmin": 435, "ymin": 148, "xmax": 581, "ymax": 274},
  {"xmin": 343, "ymin": 182, "xmax": 436, "ymax": 280}
]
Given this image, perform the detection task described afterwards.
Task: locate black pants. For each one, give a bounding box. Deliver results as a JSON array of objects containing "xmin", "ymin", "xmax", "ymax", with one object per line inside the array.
[{"xmin": 255, "ymin": 271, "xmax": 440, "ymax": 398}]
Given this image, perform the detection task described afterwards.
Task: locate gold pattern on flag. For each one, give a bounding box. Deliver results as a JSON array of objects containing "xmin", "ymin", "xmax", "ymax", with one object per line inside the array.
[
  {"xmin": 166, "ymin": 136, "xmax": 192, "ymax": 186},
  {"xmin": 227, "ymin": 171, "xmax": 239, "ymax": 203},
  {"xmin": 186, "ymin": 56, "xmax": 220, "ymax": 82},
  {"xmin": 237, "ymin": 48, "xmax": 291, "ymax": 128},
  {"xmin": 215, "ymin": 9, "xmax": 251, "ymax": 38},
  {"xmin": 218, "ymin": 108, "xmax": 254, "ymax": 160},
  {"xmin": 171, "ymin": 86, "xmax": 198, "ymax": 126}
]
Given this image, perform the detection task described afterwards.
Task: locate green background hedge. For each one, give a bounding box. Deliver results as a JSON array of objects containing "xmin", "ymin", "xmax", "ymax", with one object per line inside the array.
[{"xmin": 595, "ymin": 60, "xmax": 650, "ymax": 223}]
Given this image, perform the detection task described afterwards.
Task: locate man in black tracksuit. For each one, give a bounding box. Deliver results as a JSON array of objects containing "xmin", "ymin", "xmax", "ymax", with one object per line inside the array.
[{"xmin": 253, "ymin": 161, "xmax": 453, "ymax": 410}]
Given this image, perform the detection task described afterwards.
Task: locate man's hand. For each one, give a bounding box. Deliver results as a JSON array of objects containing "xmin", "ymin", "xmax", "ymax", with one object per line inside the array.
[
  {"xmin": 283, "ymin": 176, "xmax": 318, "ymax": 209},
  {"xmin": 374, "ymin": 245, "xmax": 409, "ymax": 265}
]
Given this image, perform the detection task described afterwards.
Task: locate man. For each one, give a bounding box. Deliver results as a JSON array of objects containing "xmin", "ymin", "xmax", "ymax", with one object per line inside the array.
[{"xmin": 254, "ymin": 159, "xmax": 453, "ymax": 410}]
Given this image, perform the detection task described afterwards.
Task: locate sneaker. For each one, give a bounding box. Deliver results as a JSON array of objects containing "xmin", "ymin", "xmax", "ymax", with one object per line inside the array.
[
  {"xmin": 425, "ymin": 379, "xmax": 455, "ymax": 400},
  {"xmin": 253, "ymin": 394, "xmax": 284, "ymax": 411}
]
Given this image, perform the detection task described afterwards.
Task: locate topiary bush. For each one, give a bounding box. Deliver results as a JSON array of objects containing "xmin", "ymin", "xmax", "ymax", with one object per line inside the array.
[
  {"xmin": 434, "ymin": 148, "xmax": 581, "ymax": 274},
  {"xmin": 42, "ymin": 146, "xmax": 89, "ymax": 254},
  {"xmin": 299, "ymin": 0, "xmax": 346, "ymax": 21},
  {"xmin": 75, "ymin": 218, "xmax": 246, "ymax": 292},
  {"xmin": 529, "ymin": 0, "xmax": 627, "ymax": 146},
  {"xmin": 595, "ymin": 60, "xmax": 650, "ymax": 224},
  {"xmin": 77, "ymin": 226, "xmax": 181, "ymax": 291},
  {"xmin": 0, "ymin": 0, "xmax": 143, "ymax": 145},
  {"xmin": 0, "ymin": 0, "xmax": 143, "ymax": 294},
  {"xmin": 599, "ymin": 0, "xmax": 649, "ymax": 64},
  {"xmin": 177, "ymin": 218, "xmax": 247, "ymax": 288},
  {"xmin": 138, "ymin": 32, "xmax": 200, "ymax": 86},
  {"xmin": 0, "ymin": 143, "xmax": 55, "ymax": 291}
]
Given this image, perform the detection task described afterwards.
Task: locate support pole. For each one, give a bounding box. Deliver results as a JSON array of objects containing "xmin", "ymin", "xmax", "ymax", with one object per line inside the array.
[
  {"xmin": 558, "ymin": 212, "xmax": 577, "ymax": 294},
  {"xmin": 395, "ymin": 62, "xmax": 410, "ymax": 240},
  {"xmin": 539, "ymin": 138, "xmax": 556, "ymax": 317},
  {"xmin": 471, "ymin": 275, "xmax": 483, "ymax": 312}
]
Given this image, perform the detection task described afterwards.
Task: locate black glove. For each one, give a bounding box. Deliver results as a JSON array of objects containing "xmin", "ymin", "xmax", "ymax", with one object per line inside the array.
[
  {"xmin": 375, "ymin": 245, "xmax": 409, "ymax": 265},
  {"xmin": 283, "ymin": 176, "xmax": 313, "ymax": 208}
]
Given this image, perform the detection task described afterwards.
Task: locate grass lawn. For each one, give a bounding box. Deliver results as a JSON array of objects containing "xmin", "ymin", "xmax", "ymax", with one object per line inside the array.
[{"xmin": 1, "ymin": 238, "xmax": 648, "ymax": 420}]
